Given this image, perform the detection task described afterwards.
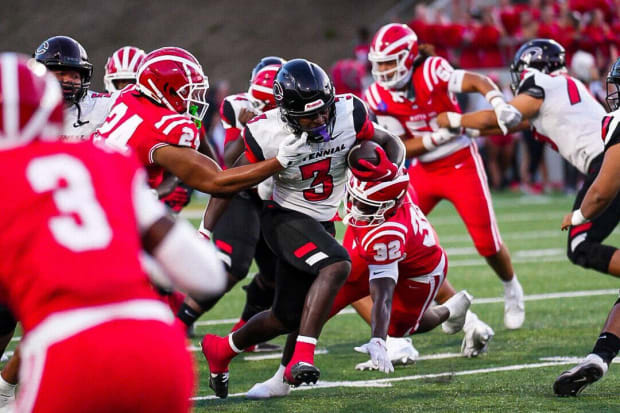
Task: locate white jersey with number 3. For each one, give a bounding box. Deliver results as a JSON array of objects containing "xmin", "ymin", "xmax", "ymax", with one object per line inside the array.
[{"xmin": 517, "ymin": 70, "xmax": 605, "ymax": 174}]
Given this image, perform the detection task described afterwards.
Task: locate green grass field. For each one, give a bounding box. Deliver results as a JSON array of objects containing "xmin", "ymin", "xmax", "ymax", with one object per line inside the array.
[
  {"xmin": 179, "ymin": 192, "xmax": 620, "ymax": 412},
  {"xmin": 4, "ymin": 192, "xmax": 618, "ymax": 412}
]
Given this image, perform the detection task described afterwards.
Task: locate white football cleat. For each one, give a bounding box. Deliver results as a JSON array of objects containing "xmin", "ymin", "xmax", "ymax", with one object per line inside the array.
[
  {"xmin": 554, "ymin": 353, "xmax": 608, "ymax": 396},
  {"xmin": 386, "ymin": 336, "xmax": 418, "ymax": 365},
  {"xmin": 246, "ymin": 366, "xmax": 291, "ymax": 399},
  {"xmin": 461, "ymin": 311, "xmax": 494, "ymax": 358},
  {"xmin": 441, "ymin": 290, "xmax": 473, "ymax": 334},
  {"xmin": 504, "ymin": 277, "xmax": 525, "ymax": 329}
]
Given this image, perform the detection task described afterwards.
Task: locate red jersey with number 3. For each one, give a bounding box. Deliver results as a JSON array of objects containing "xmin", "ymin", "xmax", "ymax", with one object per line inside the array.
[
  {"xmin": 0, "ymin": 141, "xmax": 159, "ymax": 333},
  {"xmin": 348, "ymin": 187, "xmax": 444, "ymax": 276},
  {"xmin": 364, "ymin": 56, "xmax": 470, "ymax": 162},
  {"xmin": 94, "ymin": 85, "xmax": 201, "ymax": 187}
]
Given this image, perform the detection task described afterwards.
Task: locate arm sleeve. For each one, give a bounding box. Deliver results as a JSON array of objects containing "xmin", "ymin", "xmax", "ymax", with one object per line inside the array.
[
  {"xmin": 447, "ymin": 69, "xmax": 466, "ymax": 93},
  {"xmin": 368, "ymin": 261, "xmax": 399, "ymax": 283},
  {"xmin": 220, "ymin": 100, "xmax": 237, "ymax": 129}
]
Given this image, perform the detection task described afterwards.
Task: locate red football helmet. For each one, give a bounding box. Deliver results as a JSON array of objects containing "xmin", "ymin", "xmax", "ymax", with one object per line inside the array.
[
  {"xmin": 136, "ymin": 47, "xmax": 209, "ymax": 122},
  {"xmin": 0, "ymin": 53, "xmax": 64, "ymax": 150},
  {"xmin": 344, "ymin": 168, "xmax": 410, "ymax": 227},
  {"xmin": 368, "ymin": 23, "xmax": 418, "ymax": 89},
  {"xmin": 104, "ymin": 46, "xmax": 146, "ymax": 93},
  {"xmin": 248, "ymin": 64, "xmax": 280, "ymax": 112}
]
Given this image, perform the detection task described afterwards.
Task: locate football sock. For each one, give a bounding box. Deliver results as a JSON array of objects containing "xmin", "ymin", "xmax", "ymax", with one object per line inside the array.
[
  {"xmin": 230, "ymin": 319, "xmax": 246, "ymax": 333},
  {"xmin": 203, "ymin": 334, "xmax": 242, "ymax": 374},
  {"xmin": 177, "ymin": 303, "xmax": 201, "ymax": 327},
  {"xmin": 502, "ymin": 274, "xmax": 519, "ymax": 291},
  {"xmin": 289, "ymin": 336, "xmax": 317, "ymax": 366},
  {"xmin": 592, "ymin": 332, "xmax": 620, "ymax": 365}
]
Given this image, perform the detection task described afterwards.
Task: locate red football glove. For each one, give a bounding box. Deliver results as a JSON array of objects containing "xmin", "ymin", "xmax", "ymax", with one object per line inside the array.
[
  {"xmin": 353, "ymin": 147, "xmax": 398, "ymax": 182},
  {"xmin": 162, "ymin": 184, "xmax": 192, "ymax": 213}
]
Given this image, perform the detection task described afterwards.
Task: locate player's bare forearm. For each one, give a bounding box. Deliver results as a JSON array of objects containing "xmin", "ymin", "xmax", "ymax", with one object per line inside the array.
[
  {"xmin": 580, "ymin": 145, "xmax": 620, "ymax": 219},
  {"xmin": 460, "ymin": 72, "xmax": 497, "ymax": 95},
  {"xmin": 223, "ymin": 138, "xmax": 244, "ymax": 168},
  {"xmin": 476, "ymin": 119, "xmax": 530, "ymax": 136},
  {"xmin": 404, "ymin": 136, "xmax": 428, "ymax": 158},
  {"xmin": 209, "ymin": 158, "xmax": 282, "ymax": 196},
  {"xmin": 369, "ymin": 278, "xmax": 396, "ymax": 339},
  {"xmin": 459, "ymin": 109, "xmax": 498, "ymax": 130}
]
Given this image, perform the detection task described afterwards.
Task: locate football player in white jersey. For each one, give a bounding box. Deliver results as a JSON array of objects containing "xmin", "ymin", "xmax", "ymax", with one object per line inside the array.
[
  {"xmin": 34, "ymin": 36, "xmax": 115, "ymax": 141},
  {"xmin": 200, "ymin": 59, "xmax": 405, "ymax": 398},
  {"xmin": 553, "ymin": 58, "xmax": 620, "ymax": 397},
  {"xmin": 177, "ymin": 60, "xmax": 285, "ymax": 352},
  {"xmin": 438, "ymin": 38, "xmax": 620, "ymax": 279}
]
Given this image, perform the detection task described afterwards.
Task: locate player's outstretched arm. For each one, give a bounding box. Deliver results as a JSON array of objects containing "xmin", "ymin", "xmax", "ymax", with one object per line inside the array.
[
  {"xmin": 562, "ymin": 144, "xmax": 620, "ymax": 229},
  {"xmin": 369, "ymin": 277, "xmax": 396, "ymax": 340}
]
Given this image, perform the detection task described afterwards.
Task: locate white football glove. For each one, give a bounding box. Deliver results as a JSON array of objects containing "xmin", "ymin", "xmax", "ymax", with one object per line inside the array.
[
  {"xmin": 276, "ymin": 132, "xmax": 310, "ymax": 168},
  {"xmin": 493, "ymin": 103, "xmax": 522, "ymax": 135},
  {"xmin": 354, "ymin": 337, "xmax": 394, "ymax": 374},
  {"xmin": 421, "ymin": 128, "xmax": 457, "ymax": 151}
]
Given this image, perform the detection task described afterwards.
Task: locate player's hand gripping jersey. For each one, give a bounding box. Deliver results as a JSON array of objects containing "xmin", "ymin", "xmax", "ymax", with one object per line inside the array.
[
  {"xmin": 220, "ymin": 92, "xmax": 256, "ymax": 147},
  {"xmin": 364, "ymin": 56, "xmax": 470, "ymax": 162},
  {"xmin": 94, "ymin": 85, "xmax": 201, "ymax": 187},
  {"xmin": 243, "ymin": 94, "xmax": 374, "ymax": 221},
  {"xmin": 516, "ymin": 70, "xmax": 605, "ymax": 174}
]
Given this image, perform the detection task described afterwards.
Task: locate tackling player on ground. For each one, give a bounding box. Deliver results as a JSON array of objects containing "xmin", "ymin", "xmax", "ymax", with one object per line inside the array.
[{"xmin": 361, "ymin": 23, "xmax": 519, "ymax": 357}]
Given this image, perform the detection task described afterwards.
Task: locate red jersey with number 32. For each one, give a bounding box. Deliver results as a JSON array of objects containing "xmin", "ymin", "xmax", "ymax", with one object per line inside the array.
[
  {"xmin": 0, "ymin": 141, "xmax": 159, "ymax": 333},
  {"xmin": 349, "ymin": 187, "xmax": 444, "ymax": 275},
  {"xmin": 94, "ymin": 85, "xmax": 201, "ymax": 187},
  {"xmin": 364, "ymin": 56, "xmax": 470, "ymax": 162}
]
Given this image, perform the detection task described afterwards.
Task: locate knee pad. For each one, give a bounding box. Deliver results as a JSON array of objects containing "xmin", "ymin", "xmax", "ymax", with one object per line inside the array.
[
  {"xmin": 0, "ymin": 305, "xmax": 16, "ymax": 336},
  {"xmin": 241, "ymin": 274, "xmax": 275, "ymax": 321},
  {"xmin": 568, "ymin": 240, "xmax": 617, "ymax": 274}
]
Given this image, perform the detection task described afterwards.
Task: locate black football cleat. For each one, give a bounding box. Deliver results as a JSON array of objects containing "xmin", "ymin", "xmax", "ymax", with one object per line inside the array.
[
  {"xmin": 553, "ymin": 354, "xmax": 607, "ymax": 397},
  {"xmin": 286, "ymin": 362, "xmax": 320, "ymax": 387},
  {"xmin": 209, "ymin": 372, "xmax": 229, "ymax": 399}
]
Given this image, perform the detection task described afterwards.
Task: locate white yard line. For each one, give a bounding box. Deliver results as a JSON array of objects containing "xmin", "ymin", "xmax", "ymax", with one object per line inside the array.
[{"xmin": 190, "ymin": 358, "xmax": 583, "ymax": 400}]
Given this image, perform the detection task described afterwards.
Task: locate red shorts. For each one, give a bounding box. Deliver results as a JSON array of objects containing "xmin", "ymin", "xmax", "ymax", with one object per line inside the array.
[
  {"xmin": 408, "ymin": 144, "xmax": 503, "ymax": 256},
  {"xmin": 18, "ymin": 300, "xmax": 194, "ymax": 413},
  {"xmin": 330, "ymin": 231, "xmax": 446, "ymax": 336}
]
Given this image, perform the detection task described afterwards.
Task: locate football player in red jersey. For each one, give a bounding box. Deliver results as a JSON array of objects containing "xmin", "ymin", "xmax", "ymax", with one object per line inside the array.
[
  {"xmin": 94, "ymin": 47, "xmax": 308, "ymax": 198},
  {"xmin": 0, "ymin": 53, "xmax": 228, "ymax": 412},
  {"xmin": 200, "ymin": 59, "xmax": 405, "ymax": 399},
  {"xmin": 34, "ymin": 36, "xmax": 114, "ymax": 141},
  {"xmin": 177, "ymin": 61, "xmax": 284, "ymax": 351},
  {"xmin": 553, "ymin": 57, "xmax": 620, "ymax": 397},
  {"xmin": 362, "ymin": 23, "xmax": 524, "ymax": 344},
  {"xmin": 103, "ymin": 45, "xmax": 146, "ymax": 93}
]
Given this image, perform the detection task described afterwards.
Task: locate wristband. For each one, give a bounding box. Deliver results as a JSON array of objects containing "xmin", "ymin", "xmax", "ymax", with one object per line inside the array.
[
  {"xmin": 570, "ymin": 209, "xmax": 588, "ymax": 226},
  {"xmin": 422, "ymin": 135, "xmax": 437, "ymax": 151},
  {"xmin": 485, "ymin": 89, "xmax": 505, "ymax": 109},
  {"xmin": 150, "ymin": 189, "xmax": 160, "ymax": 199},
  {"xmin": 446, "ymin": 112, "xmax": 462, "ymax": 129}
]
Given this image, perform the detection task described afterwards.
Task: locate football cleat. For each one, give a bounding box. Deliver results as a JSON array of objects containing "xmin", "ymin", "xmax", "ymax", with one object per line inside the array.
[
  {"xmin": 285, "ymin": 362, "xmax": 320, "ymax": 387},
  {"xmin": 441, "ymin": 290, "xmax": 473, "ymax": 334},
  {"xmin": 504, "ymin": 278, "xmax": 525, "ymax": 329},
  {"xmin": 553, "ymin": 354, "xmax": 608, "ymax": 397},
  {"xmin": 461, "ymin": 313, "xmax": 494, "ymax": 358},
  {"xmin": 209, "ymin": 372, "xmax": 229, "ymax": 399},
  {"xmin": 386, "ymin": 336, "xmax": 419, "ymax": 365},
  {"xmin": 246, "ymin": 374, "xmax": 291, "ymax": 399}
]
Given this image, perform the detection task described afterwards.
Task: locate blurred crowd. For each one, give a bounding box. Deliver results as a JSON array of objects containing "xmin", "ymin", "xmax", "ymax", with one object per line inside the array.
[{"xmin": 199, "ymin": 0, "xmax": 617, "ymax": 196}]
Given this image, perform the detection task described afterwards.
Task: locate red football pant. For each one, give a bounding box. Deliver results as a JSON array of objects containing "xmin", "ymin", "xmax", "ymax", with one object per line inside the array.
[
  {"xmin": 409, "ymin": 144, "xmax": 503, "ymax": 256},
  {"xmin": 18, "ymin": 319, "xmax": 194, "ymax": 413},
  {"xmin": 330, "ymin": 230, "xmax": 446, "ymax": 336}
]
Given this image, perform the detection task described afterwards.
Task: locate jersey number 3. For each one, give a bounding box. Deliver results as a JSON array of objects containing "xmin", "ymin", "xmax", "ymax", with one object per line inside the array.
[
  {"xmin": 300, "ymin": 158, "xmax": 334, "ymax": 201},
  {"xmin": 27, "ymin": 154, "xmax": 112, "ymax": 252}
]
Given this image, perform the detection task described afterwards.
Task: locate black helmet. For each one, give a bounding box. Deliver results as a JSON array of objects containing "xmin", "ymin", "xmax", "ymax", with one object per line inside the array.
[
  {"xmin": 250, "ymin": 56, "xmax": 286, "ymax": 82},
  {"xmin": 509, "ymin": 38, "xmax": 565, "ymax": 93},
  {"xmin": 34, "ymin": 36, "xmax": 93, "ymax": 104},
  {"xmin": 606, "ymin": 58, "xmax": 620, "ymax": 111},
  {"xmin": 273, "ymin": 59, "xmax": 336, "ymax": 143}
]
